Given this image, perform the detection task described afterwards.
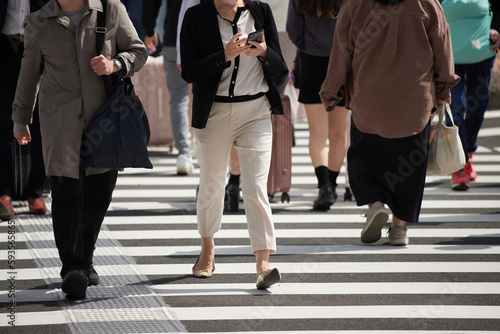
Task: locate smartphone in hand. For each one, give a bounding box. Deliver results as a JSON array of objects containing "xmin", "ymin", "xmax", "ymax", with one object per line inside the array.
[{"xmin": 246, "ymin": 29, "xmax": 264, "ymax": 48}]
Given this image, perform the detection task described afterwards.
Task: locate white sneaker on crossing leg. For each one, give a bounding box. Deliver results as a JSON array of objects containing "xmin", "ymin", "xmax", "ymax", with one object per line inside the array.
[{"xmin": 177, "ymin": 154, "xmax": 194, "ymax": 175}]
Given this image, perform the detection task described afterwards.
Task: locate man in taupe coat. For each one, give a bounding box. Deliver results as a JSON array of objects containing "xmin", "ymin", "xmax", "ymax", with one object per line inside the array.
[{"xmin": 12, "ymin": 0, "xmax": 147, "ymax": 300}]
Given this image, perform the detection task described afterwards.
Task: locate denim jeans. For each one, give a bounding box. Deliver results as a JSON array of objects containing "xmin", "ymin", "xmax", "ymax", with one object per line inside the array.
[
  {"xmin": 162, "ymin": 47, "xmax": 191, "ymax": 156},
  {"xmin": 450, "ymin": 56, "xmax": 495, "ymax": 153}
]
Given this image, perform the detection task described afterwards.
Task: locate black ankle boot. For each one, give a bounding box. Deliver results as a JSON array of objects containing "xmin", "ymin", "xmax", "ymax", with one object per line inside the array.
[
  {"xmin": 225, "ymin": 183, "xmax": 239, "ymax": 212},
  {"xmin": 313, "ymin": 183, "xmax": 335, "ymax": 211}
]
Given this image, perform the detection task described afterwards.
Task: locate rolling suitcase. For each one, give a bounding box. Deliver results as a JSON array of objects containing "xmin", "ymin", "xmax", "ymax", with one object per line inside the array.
[
  {"xmin": 267, "ymin": 95, "xmax": 293, "ymax": 203},
  {"xmin": 132, "ymin": 56, "xmax": 175, "ymax": 146},
  {"xmin": 14, "ymin": 143, "xmax": 29, "ymax": 200}
]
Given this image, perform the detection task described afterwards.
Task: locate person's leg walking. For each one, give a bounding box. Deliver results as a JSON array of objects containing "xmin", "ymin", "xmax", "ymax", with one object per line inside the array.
[
  {"xmin": 50, "ymin": 174, "xmax": 87, "ymax": 278},
  {"xmin": 450, "ymin": 64, "xmax": 470, "ymax": 190},
  {"xmin": 25, "ymin": 104, "xmax": 48, "ymax": 214},
  {"xmin": 163, "ymin": 47, "xmax": 192, "ymax": 174},
  {"xmin": 193, "ymin": 102, "xmax": 233, "ymax": 273},
  {"xmin": 463, "ymin": 56, "xmax": 495, "ymax": 153},
  {"xmin": 305, "ymin": 103, "xmax": 334, "ymax": 210},
  {"xmin": 0, "ymin": 34, "xmax": 22, "ymax": 218},
  {"xmin": 327, "ymin": 106, "xmax": 349, "ymax": 193},
  {"xmin": 233, "ymin": 98, "xmax": 276, "ymax": 274},
  {"xmin": 82, "ymin": 170, "xmax": 118, "ymax": 267}
]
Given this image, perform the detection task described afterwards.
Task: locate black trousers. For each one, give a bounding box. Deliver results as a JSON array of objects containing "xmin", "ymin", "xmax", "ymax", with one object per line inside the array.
[
  {"xmin": 0, "ymin": 33, "xmax": 46, "ymax": 200},
  {"xmin": 50, "ymin": 170, "xmax": 117, "ymax": 278}
]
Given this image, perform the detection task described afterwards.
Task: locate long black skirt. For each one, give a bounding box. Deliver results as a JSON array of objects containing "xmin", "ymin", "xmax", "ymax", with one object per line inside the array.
[{"xmin": 347, "ymin": 119, "xmax": 430, "ymax": 223}]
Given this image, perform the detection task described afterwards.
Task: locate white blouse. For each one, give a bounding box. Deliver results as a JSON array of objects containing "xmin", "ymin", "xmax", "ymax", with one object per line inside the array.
[{"xmin": 215, "ymin": 6, "xmax": 269, "ymax": 98}]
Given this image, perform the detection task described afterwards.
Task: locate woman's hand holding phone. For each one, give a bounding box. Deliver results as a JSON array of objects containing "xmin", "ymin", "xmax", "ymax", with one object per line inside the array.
[
  {"xmin": 244, "ymin": 30, "xmax": 268, "ymax": 60},
  {"xmin": 224, "ymin": 33, "xmax": 252, "ymax": 62}
]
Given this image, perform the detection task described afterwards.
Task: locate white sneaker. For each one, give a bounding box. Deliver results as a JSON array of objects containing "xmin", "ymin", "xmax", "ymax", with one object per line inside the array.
[
  {"xmin": 360, "ymin": 201, "xmax": 389, "ymax": 243},
  {"xmin": 388, "ymin": 226, "xmax": 409, "ymax": 246},
  {"xmin": 176, "ymin": 154, "xmax": 194, "ymax": 175}
]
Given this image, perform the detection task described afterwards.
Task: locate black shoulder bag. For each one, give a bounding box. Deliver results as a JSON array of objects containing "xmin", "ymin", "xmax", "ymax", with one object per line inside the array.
[{"xmin": 81, "ymin": 0, "xmax": 152, "ymax": 170}]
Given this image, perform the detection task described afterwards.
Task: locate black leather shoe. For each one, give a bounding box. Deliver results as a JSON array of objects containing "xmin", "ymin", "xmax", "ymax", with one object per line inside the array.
[
  {"xmin": 313, "ymin": 183, "xmax": 335, "ymax": 211},
  {"xmin": 88, "ymin": 265, "xmax": 100, "ymax": 286},
  {"xmin": 62, "ymin": 270, "xmax": 89, "ymax": 300},
  {"xmin": 225, "ymin": 183, "xmax": 240, "ymax": 212}
]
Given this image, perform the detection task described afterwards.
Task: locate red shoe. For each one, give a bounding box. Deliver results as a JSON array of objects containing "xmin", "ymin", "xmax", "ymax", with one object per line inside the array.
[
  {"xmin": 467, "ymin": 152, "xmax": 477, "ymax": 181},
  {"xmin": 28, "ymin": 196, "xmax": 48, "ymax": 215},
  {"xmin": 0, "ymin": 195, "xmax": 15, "ymax": 221},
  {"xmin": 452, "ymin": 168, "xmax": 470, "ymax": 191}
]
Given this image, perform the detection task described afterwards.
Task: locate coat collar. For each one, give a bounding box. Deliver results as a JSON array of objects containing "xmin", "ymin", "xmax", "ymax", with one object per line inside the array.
[{"xmin": 37, "ymin": 0, "xmax": 102, "ymax": 19}]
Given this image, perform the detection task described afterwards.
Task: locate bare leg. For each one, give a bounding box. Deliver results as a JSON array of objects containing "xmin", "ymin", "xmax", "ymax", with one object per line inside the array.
[
  {"xmin": 327, "ymin": 106, "xmax": 349, "ymax": 171},
  {"xmin": 193, "ymin": 236, "xmax": 215, "ymax": 270},
  {"xmin": 254, "ymin": 249, "xmax": 273, "ymax": 274},
  {"xmin": 229, "ymin": 144, "xmax": 240, "ymax": 175},
  {"xmin": 304, "ymin": 103, "xmax": 329, "ymax": 168}
]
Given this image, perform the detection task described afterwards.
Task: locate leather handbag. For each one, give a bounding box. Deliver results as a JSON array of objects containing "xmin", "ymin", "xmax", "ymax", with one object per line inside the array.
[
  {"xmin": 81, "ymin": 0, "xmax": 152, "ymax": 170},
  {"xmin": 427, "ymin": 101, "xmax": 466, "ymax": 175}
]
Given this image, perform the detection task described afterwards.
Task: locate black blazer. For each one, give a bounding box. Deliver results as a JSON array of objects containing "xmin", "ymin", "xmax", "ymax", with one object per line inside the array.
[
  {"xmin": 0, "ymin": 0, "xmax": 49, "ymax": 32},
  {"xmin": 180, "ymin": 0, "xmax": 288, "ymax": 129}
]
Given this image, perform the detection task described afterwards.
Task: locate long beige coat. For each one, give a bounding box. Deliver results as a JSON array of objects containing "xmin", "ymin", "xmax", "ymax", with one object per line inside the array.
[{"xmin": 12, "ymin": 0, "xmax": 147, "ymax": 179}]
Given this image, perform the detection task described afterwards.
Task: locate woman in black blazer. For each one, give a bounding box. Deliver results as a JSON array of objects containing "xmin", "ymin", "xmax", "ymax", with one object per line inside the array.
[{"xmin": 180, "ymin": 0, "xmax": 288, "ymax": 289}]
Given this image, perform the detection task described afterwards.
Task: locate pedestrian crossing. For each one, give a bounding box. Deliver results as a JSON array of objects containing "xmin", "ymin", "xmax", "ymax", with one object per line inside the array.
[{"xmin": 1, "ymin": 116, "xmax": 500, "ymax": 333}]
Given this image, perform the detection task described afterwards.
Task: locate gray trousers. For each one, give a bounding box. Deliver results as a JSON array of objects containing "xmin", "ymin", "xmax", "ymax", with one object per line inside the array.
[{"xmin": 162, "ymin": 47, "xmax": 191, "ymax": 156}]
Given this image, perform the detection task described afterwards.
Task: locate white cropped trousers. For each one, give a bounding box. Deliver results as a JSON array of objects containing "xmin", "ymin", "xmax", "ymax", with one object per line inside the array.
[{"xmin": 193, "ymin": 96, "xmax": 276, "ymax": 253}]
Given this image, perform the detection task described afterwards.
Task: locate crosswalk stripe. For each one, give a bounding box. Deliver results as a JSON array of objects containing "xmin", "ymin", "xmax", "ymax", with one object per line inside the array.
[
  {"xmin": 3, "ymin": 262, "xmax": 500, "ymax": 281},
  {"xmin": 169, "ymin": 305, "xmax": 500, "ymax": 320},
  {"xmin": 6, "ymin": 116, "xmax": 500, "ymax": 332},
  {"xmin": 96, "ymin": 213, "xmax": 500, "ymax": 225},
  {"xmin": 7, "ymin": 227, "xmax": 499, "ymax": 243},
  {"xmin": 103, "ymin": 228, "xmax": 500, "ymax": 240},
  {"xmin": 3, "ymin": 243, "xmax": 500, "ymax": 261},
  {"xmin": 3, "ymin": 282, "xmax": 498, "ymax": 302},
  {"xmin": 100, "ymin": 200, "xmax": 500, "ymax": 211}
]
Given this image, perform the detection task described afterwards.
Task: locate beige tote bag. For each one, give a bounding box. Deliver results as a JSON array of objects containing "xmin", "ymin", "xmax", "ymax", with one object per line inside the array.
[{"xmin": 427, "ymin": 102, "xmax": 466, "ymax": 175}]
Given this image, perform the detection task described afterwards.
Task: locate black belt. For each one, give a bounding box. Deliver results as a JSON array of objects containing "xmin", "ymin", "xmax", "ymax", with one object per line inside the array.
[{"xmin": 214, "ymin": 92, "xmax": 265, "ymax": 103}]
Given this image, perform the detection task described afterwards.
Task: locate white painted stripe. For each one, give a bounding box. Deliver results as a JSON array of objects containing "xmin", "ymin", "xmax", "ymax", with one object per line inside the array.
[
  {"xmin": 187, "ymin": 332, "xmax": 500, "ymax": 334},
  {"xmin": 423, "ymin": 187, "xmax": 500, "ymax": 196},
  {"xmin": 121, "ymin": 244, "xmax": 500, "ymax": 257},
  {"xmin": 478, "ymin": 127, "xmax": 500, "ymax": 137},
  {"xmin": 112, "ymin": 189, "xmax": 198, "ymax": 199},
  {"xmin": 135, "ymin": 262, "xmax": 500, "ymax": 275},
  {"xmin": 15, "ymin": 223, "xmax": 500, "ymax": 244},
  {"xmin": 0, "ymin": 308, "xmax": 175, "ymax": 327},
  {"xmin": 98, "ymin": 213, "xmax": 500, "ymax": 225},
  {"xmin": 11, "ymin": 306, "xmax": 498, "ymax": 327},
  {"xmin": 302, "ymin": 155, "xmax": 500, "ymax": 165},
  {"xmin": 151, "ymin": 282, "xmax": 500, "ymax": 296},
  {"xmin": 0, "ymin": 289, "xmax": 60, "ymax": 303},
  {"xmin": 169, "ymin": 305, "xmax": 500, "ymax": 320},
  {"xmin": 110, "ymin": 186, "xmax": 500, "ymax": 198},
  {"xmin": 289, "ymin": 175, "xmax": 500, "ymax": 185},
  {"xmin": 4, "ymin": 244, "xmax": 500, "ymax": 260},
  {"xmin": 101, "ymin": 199, "xmax": 500, "ymax": 212},
  {"xmin": 116, "ymin": 175, "xmax": 200, "ymax": 186},
  {"xmin": 118, "ymin": 166, "xmax": 199, "ymax": 176},
  {"xmin": 4, "ymin": 262, "xmax": 500, "ymax": 281},
  {"xmin": 101, "ymin": 228, "xmax": 500, "ymax": 240},
  {"xmin": 4, "ymin": 282, "xmax": 497, "ymax": 303},
  {"xmin": 0, "ymin": 310, "xmax": 69, "ymax": 326},
  {"xmin": 484, "ymin": 110, "xmax": 500, "ymax": 119}
]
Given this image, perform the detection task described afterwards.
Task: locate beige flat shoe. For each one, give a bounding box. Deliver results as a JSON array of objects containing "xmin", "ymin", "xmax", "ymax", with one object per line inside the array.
[
  {"xmin": 256, "ymin": 268, "xmax": 281, "ymax": 289},
  {"xmin": 192, "ymin": 255, "xmax": 215, "ymax": 278}
]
